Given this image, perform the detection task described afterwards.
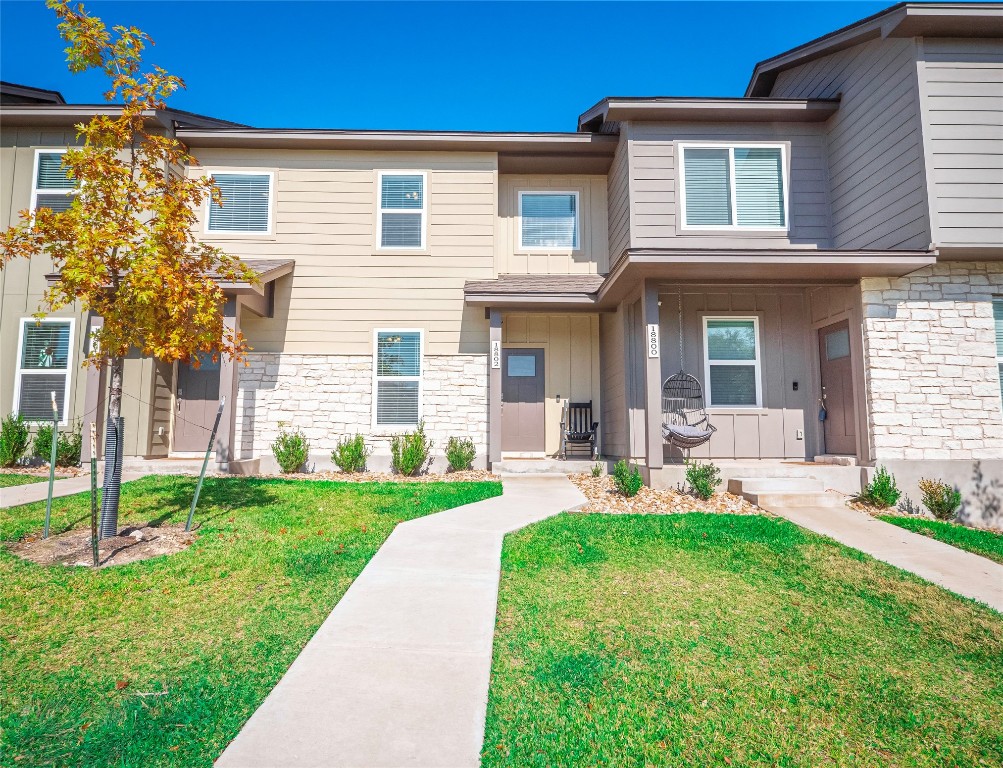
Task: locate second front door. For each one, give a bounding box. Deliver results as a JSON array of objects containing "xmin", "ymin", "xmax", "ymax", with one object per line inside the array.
[
  {"xmin": 818, "ymin": 320, "xmax": 857, "ymax": 456},
  {"xmin": 501, "ymin": 349, "xmax": 545, "ymax": 453}
]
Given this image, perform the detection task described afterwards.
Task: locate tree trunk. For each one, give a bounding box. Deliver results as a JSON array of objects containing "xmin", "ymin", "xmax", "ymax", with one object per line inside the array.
[{"xmin": 98, "ymin": 356, "xmax": 124, "ymax": 538}]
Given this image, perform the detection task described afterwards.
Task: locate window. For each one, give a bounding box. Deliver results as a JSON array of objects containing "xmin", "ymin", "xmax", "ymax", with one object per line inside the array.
[
  {"xmin": 378, "ymin": 173, "xmax": 426, "ymax": 249},
  {"xmin": 679, "ymin": 144, "xmax": 787, "ymax": 230},
  {"xmin": 703, "ymin": 317, "xmax": 762, "ymax": 407},
  {"xmin": 518, "ymin": 192, "xmax": 579, "ymax": 249},
  {"xmin": 207, "ymin": 172, "xmax": 272, "ymax": 233},
  {"xmin": 994, "ymin": 299, "xmax": 1003, "ymax": 407},
  {"xmin": 374, "ymin": 330, "xmax": 422, "ymax": 427},
  {"xmin": 32, "ymin": 149, "xmax": 76, "ymax": 213},
  {"xmin": 14, "ymin": 318, "xmax": 74, "ymax": 423}
]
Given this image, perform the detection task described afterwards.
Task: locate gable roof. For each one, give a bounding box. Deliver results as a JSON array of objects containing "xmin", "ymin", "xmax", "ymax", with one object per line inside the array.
[
  {"xmin": 0, "ymin": 81, "xmax": 65, "ymax": 105},
  {"xmin": 746, "ymin": 2, "xmax": 1003, "ymax": 97}
]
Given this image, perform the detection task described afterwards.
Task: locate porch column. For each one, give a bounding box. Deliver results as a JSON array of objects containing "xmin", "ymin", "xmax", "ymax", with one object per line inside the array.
[
  {"xmin": 215, "ymin": 297, "xmax": 241, "ymax": 469},
  {"xmin": 488, "ymin": 308, "xmax": 503, "ymax": 466},
  {"xmin": 641, "ymin": 280, "xmax": 663, "ymax": 473},
  {"xmin": 81, "ymin": 313, "xmax": 106, "ymax": 462}
]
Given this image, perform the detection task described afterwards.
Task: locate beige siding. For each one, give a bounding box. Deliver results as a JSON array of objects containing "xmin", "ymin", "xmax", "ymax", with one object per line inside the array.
[
  {"xmin": 496, "ymin": 174, "xmax": 608, "ymax": 275},
  {"xmin": 599, "ymin": 306, "xmax": 628, "ymax": 459},
  {"xmin": 919, "ymin": 38, "xmax": 1003, "ymax": 249},
  {"xmin": 606, "ymin": 136, "xmax": 630, "ymax": 263},
  {"xmin": 657, "ymin": 287, "xmax": 815, "ymax": 460},
  {"xmin": 502, "ymin": 313, "xmax": 600, "ymax": 456},
  {"xmin": 771, "ymin": 38, "xmax": 931, "ymax": 250},
  {"xmin": 626, "ymin": 121, "xmax": 832, "ymax": 249},
  {"xmin": 192, "ymin": 149, "xmax": 498, "ymax": 355}
]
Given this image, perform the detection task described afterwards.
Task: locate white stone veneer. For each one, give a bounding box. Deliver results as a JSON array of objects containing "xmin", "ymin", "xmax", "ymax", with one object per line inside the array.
[
  {"xmin": 861, "ymin": 261, "xmax": 1003, "ymax": 461},
  {"xmin": 235, "ymin": 354, "xmax": 488, "ymax": 466}
]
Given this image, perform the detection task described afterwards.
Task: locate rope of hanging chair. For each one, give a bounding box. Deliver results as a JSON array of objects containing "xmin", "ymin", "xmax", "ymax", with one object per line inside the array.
[{"xmin": 677, "ymin": 290, "xmax": 684, "ymax": 372}]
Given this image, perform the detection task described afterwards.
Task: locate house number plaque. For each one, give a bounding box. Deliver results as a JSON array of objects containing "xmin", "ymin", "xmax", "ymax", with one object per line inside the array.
[
  {"xmin": 491, "ymin": 340, "xmax": 501, "ymax": 369},
  {"xmin": 646, "ymin": 324, "xmax": 660, "ymax": 358}
]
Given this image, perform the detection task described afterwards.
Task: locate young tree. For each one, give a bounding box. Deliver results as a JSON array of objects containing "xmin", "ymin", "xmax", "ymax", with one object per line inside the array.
[{"xmin": 0, "ymin": 0, "xmax": 256, "ymax": 534}]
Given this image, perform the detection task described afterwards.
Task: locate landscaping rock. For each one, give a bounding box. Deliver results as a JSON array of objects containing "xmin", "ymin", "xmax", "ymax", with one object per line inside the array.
[{"xmin": 569, "ymin": 475, "xmax": 762, "ymax": 516}]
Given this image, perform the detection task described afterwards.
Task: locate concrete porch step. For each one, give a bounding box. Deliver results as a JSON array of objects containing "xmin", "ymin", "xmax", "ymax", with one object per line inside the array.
[
  {"xmin": 728, "ymin": 477, "xmax": 845, "ymax": 509},
  {"xmin": 743, "ymin": 491, "xmax": 845, "ymax": 509},
  {"xmin": 493, "ymin": 459, "xmax": 597, "ymax": 475}
]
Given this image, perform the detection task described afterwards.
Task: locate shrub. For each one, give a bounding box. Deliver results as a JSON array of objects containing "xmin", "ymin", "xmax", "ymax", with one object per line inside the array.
[
  {"xmin": 612, "ymin": 459, "xmax": 643, "ymax": 497},
  {"xmin": 591, "ymin": 461, "xmax": 604, "ymax": 478},
  {"xmin": 685, "ymin": 459, "xmax": 722, "ymax": 501},
  {"xmin": 331, "ymin": 433, "xmax": 371, "ymax": 473},
  {"xmin": 0, "ymin": 413, "xmax": 30, "ymax": 467},
  {"xmin": 391, "ymin": 421, "xmax": 432, "ymax": 476},
  {"xmin": 445, "ymin": 436, "xmax": 476, "ymax": 472},
  {"xmin": 919, "ymin": 477, "xmax": 962, "ymax": 521},
  {"xmin": 859, "ymin": 465, "xmax": 901, "ymax": 509},
  {"xmin": 272, "ymin": 426, "xmax": 310, "ymax": 473},
  {"xmin": 34, "ymin": 421, "xmax": 83, "ymax": 467}
]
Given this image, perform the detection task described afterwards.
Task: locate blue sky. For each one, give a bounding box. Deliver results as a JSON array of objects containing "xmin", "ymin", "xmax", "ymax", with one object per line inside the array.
[{"xmin": 1, "ymin": 1, "xmax": 890, "ymax": 131}]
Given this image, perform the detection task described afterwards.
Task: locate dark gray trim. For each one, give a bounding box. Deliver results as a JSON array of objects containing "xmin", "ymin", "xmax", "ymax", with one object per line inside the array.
[{"xmin": 578, "ymin": 97, "xmax": 841, "ymax": 131}]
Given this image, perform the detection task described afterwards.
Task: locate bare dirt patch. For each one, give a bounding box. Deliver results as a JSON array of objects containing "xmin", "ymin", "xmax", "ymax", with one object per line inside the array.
[
  {"xmin": 0, "ymin": 466, "xmax": 83, "ymax": 480},
  {"xmin": 8, "ymin": 523, "xmax": 196, "ymax": 568},
  {"xmin": 570, "ymin": 474, "xmax": 761, "ymax": 515}
]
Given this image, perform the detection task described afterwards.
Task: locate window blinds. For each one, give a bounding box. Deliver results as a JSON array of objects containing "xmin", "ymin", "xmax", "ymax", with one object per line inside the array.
[
  {"xmin": 683, "ymin": 148, "xmax": 732, "ymax": 226},
  {"xmin": 208, "ymin": 174, "xmax": 270, "ymax": 232},
  {"xmin": 376, "ymin": 331, "xmax": 421, "ymax": 425},
  {"xmin": 734, "ymin": 148, "xmax": 785, "ymax": 227},
  {"xmin": 520, "ymin": 193, "xmax": 578, "ymax": 248},
  {"xmin": 380, "ymin": 175, "xmax": 424, "ymax": 248}
]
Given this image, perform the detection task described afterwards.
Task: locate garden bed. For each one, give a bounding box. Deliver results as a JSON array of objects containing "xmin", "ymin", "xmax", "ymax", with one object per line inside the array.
[
  {"xmin": 569, "ymin": 474, "xmax": 759, "ymax": 515},
  {"xmin": 9, "ymin": 522, "xmax": 196, "ymax": 568},
  {"xmin": 262, "ymin": 469, "xmax": 498, "ymax": 483}
]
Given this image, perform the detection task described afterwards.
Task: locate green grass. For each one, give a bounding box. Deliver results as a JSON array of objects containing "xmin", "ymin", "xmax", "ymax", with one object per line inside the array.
[
  {"xmin": 879, "ymin": 515, "xmax": 1003, "ymax": 565},
  {"xmin": 1, "ymin": 474, "xmax": 500, "ymax": 767},
  {"xmin": 483, "ymin": 513, "xmax": 1003, "ymax": 768},
  {"xmin": 0, "ymin": 473, "xmax": 43, "ymax": 488}
]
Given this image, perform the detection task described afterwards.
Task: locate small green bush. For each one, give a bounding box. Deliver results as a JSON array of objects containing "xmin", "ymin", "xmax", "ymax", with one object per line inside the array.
[
  {"xmin": 612, "ymin": 459, "xmax": 643, "ymax": 497},
  {"xmin": 918, "ymin": 477, "xmax": 962, "ymax": 521},
  {"xmin": 391, "ymin": 421, "xmax": 433, "ymax": 476},
  {"xmin": 591, "ymin": 462, "xmax": 604, "ymax": 478},
  {"xmin": 0, "ymin": 413, "xmax": 30, "ymax": 467},
  {"xmin": 685, "ymin": 460, "xmax": 722, "ymax": 501},
  {"xmin": 331, "ymin": 433, "xmax": 371, "ymax": 473},
  {"xmin": 445, "ymin": 436, "xmax": 476, "ymax": 472},
  {"xmin": 272, "ymin": 426, "xmax": 310, "ymax": 474},
  {"xmin": 34, "ymin": 421, "xmax": 83, "ymax": 467},
  {"xmin": 859, "ymin": 465, "xmax": 901, "ymax": 509}
]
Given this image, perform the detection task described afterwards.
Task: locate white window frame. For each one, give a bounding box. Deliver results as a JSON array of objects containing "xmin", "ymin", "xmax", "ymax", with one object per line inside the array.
[
  {"xmin": 678, "ymin": 143, "xmax": 789, "ymax": 232},
  {"xmin": 517, "ymin": 190, "xmax": 581, "ymax": 252},
  {"xmin": 994, "ymin": 298, "xmax": 1003, "ymax": 408},
  {"xmin": 203, "ymin": 170, "xmax": 274, "ymax": 236},
  {"xmin": 702, "ymin": 315, "xmax": 763, "ymax": 409},
  {"xmin": 377, "ymin": 171, "xmax": 427, "ymax": 251},
  {"xmin": 371, "ymin": 327, "xmax": 424, "ymax": 430},
  {"xmin": 30, "ymin": 148, "xmax": 77, "ymax": 213},
  {"xmin": 13, "ymin": 317, "xmax": 75, "ymax": 426}
]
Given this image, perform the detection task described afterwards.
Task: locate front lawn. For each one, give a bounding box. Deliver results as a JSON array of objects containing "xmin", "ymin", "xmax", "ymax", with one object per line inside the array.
[
  {"xmin": 483, "ymin": 513, "xmax": 1003, "ymax": 767},
  {"xmin": 1, "ymin": 474, "xmax": 500, "ymax": 767},
  {"xmin": 0, "ymin": 472, "xmax": 44, "ymax": 488},
  {"xmin": 878, "ymin": 514, "xmax": 1003, "ymax": 565}
]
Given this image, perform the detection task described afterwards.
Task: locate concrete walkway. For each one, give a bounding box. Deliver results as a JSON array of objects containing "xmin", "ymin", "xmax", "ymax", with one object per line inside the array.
[
  {"xmin": 769, "ymin": 503, "xmax": 1003, "ymax": 612},
  {"xmin": 215, "ymin": 474, "xmax": 586, "ymax": 768},
  {"xmin": 0, "ymin": 471, "xmax": 149, "ymax": 508}
]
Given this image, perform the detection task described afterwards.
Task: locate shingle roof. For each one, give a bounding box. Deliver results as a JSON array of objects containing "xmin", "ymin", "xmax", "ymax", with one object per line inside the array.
[{"xmin": 464, "ymin": 274, "xmax": 604, "ymax": 296}]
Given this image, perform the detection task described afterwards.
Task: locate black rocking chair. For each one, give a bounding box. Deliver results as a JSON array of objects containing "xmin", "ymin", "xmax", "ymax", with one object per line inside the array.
[{"xmin": 559, "ymin": 400, "xmax": 599, "ymax": 460}]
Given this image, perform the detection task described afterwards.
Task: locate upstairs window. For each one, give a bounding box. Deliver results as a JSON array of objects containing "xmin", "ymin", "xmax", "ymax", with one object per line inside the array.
[
  {"xmin": 32, "ymin": 150, "xmax": 76, "ymax": 213},
  {"xmin": 207, "ymin": 172, "xmax": 272, "ymax": 233},
  {"xmin": 379, "ymin": 173, "xmax": 426, "ymax": 249},
  {"xmin": 374, "ymin": 330, "xmax": 422, "ymax": 427},
  {"xmin": 680, "ymin": 144, "xmax": 787, "ymax": 230},
  {"xmin": 519, "ymin": 191, "xmax": 579, "ymax": 249},
  {"xmin": 703, "ymin": 317, "xmax": 762, "ymax": 408},
  {"xmin": 14, "ymin": 318, "xmax": 74, "ymax": 423}
]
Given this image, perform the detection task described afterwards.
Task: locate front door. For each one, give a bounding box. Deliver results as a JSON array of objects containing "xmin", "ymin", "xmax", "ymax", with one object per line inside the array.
[
  {"xmin": 818, "ymin": 320, "xmax": 857, "ymax": 455},
  {"xmin": 501, "ymin": 349, "xmax": 545, "ymax": 453},
  {"xmin": 174, "ymin": 356, "xmax": 221, "ymax": 452}
]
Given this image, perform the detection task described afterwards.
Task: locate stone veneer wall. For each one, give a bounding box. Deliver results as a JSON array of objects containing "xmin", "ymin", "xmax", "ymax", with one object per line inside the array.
[
  {"xmin": 235, "ymin": 354, "xmax": 488, "ymax": 468},
  {"xmin": 860, "ymin": 261, "xmax": 1003, "ymax": 461}
]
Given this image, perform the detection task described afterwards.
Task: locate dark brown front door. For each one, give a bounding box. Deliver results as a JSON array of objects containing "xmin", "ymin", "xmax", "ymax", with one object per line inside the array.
[
  {"xmin": 818, "ymin": 320, "xmax": 857, "ymax": 455},
  {"xmin": 174, "ymin": 356, "xmax": 221, "ymax": 452},
  {"xmin": 501, "ymin": 349, "xmax": 545, "ymax": 453}
]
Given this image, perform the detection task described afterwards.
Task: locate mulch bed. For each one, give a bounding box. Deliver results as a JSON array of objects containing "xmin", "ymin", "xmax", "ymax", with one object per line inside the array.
[
  {"xmin": 260, "ymin": 469, "xmax": 499, "ymax": 483},
  {"xmin": 569, "ymin": 474, "xmax": 761, "ymax": 516},
  {"xmin": 0, "ymin": 466, "xmax": 84, "ymax": 480},
  {"xmin": 8, "ymin": 523, "xmax": 196, "ymax": 568}
]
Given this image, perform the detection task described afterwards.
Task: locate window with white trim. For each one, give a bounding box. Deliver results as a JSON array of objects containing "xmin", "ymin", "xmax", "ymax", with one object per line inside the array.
[
  {"xmin": 680, "ymin": 144, "xmax": 787, "ymax": 230},
  {"xmin": 207, "ymin": 172, "xmax": 272, "ymax": 233},
  {"xmin": 374, "ymin": 330, "xmax": 422, "ymax": 427},
  {"xmin": 994, "ymin": 299, "xmax": 1003, "ymax": 409},
  {"xmin": 14, "ymin": 318, "xmax": 74, "ymax": 423},
  {"xmin": 703, "ymin": 317, "xmax": 762, "ymax": 407},
  {"xmin": 378, "ymin": 173, "xmax": 425, "ymax": 249},
  {"xmin": 518, "ymin": 191, "xmax": 579, "ymax": 249},
  {"xmin": 32, "ymin": 150, "xmax": 76, "ymax": 213}
]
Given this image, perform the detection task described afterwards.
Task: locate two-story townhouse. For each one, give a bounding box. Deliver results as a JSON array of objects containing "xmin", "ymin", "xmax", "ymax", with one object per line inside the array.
[{"xmin": 2, "ymin": 2, "xmax": 1001, "ymax": 513}]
